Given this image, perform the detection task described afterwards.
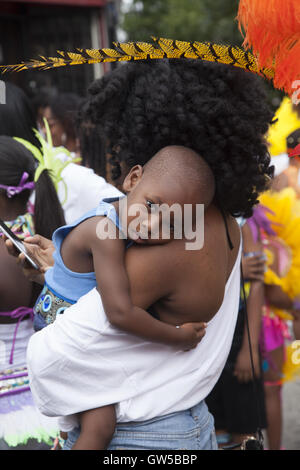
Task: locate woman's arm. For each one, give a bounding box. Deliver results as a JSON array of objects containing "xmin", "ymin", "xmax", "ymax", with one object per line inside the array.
[
  {"xmin": 264, "ymin": 284, "xmax": 293, "ymax": 310},
  {"xmin": 234, "ymin": 223, "xmax": 264, "ymax": 382},
  {"xmin": 241, "ymin": 223, "xmax": 265, "ymax": 346}
]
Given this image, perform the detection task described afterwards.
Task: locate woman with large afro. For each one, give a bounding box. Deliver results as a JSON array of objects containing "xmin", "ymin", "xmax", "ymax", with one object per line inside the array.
[
  {"xmin": 80, "ymin": 58, "xmax": 274, "ymax": 218},
  {"xmin": 20, "ymin": 58, "xmax": 274, "ymax": 450}
]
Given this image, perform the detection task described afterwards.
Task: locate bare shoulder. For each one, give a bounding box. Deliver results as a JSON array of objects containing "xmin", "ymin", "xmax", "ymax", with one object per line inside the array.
[
  {"xmin": 124, "ymin": 205, "xmax": 240, "ymax": 323},
  {"xmin": 159, "ymin": 205, "xmax": 240, "ymax": 278},
  {"xmin": 168, "ymin": 205, "xmax": 240, "ymax": 320},
  {"xmin": 125, "ymin": 205, "xmax": 240, "ymax": 284}
]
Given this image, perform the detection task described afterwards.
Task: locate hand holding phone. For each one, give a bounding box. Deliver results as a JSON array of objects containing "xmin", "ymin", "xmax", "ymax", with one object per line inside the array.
[{"xmin": 0, "ymin": 219, "xmax": 39, "ymax": 270}]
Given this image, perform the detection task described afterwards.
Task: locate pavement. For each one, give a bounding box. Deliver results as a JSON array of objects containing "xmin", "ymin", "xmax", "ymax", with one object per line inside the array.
[{"xmin": 282, "ymin": 378, "xmax": 300, "ymax": 450}]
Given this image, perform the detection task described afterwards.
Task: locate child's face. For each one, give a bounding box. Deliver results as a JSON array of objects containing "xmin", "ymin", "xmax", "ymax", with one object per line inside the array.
[{"xmin": 121, "ymin": 165, "xmax": 200, "ymax": 245}]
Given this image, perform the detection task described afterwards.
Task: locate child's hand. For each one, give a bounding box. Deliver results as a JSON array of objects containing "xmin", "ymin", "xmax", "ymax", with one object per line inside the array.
[
  {"xmin": 178, "ymin": 322, "xmax": 207, "ymax": 351},
  {"xmin": 51, "ymin": 432, "xmax": 68, "ymax": 450}
]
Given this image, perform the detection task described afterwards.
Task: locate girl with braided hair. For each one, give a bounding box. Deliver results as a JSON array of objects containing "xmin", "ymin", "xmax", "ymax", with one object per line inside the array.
[{"xmin": 0, "ymin": 136, "xmax": 65, "ymax": 449}]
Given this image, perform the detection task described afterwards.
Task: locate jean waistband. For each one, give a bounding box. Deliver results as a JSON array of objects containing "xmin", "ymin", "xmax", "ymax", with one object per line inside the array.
[
  {"xmin": 189, "ymin": 400, "xmax": 208, "ymax": 418},
  {"xmin": 116, "ymin": 401, "xmax": 208, "ymax": 428}
]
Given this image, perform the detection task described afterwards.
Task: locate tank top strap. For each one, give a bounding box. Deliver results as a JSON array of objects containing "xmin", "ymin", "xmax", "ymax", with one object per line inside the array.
[
  {"xmin": 219, "ymin": 206, "xmax": 234, "ymax": 250},
  {"xmin": 95, "ymin": 197, "xmax": 122, "ymax": 231},
  {"xmin": 52, "ymin": 196, "xmax": 124, "ymax": 248}
]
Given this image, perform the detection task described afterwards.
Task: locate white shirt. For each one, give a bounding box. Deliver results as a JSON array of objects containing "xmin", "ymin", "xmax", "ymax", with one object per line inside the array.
[
  {"xmin": 30, "ymin": 147, "xmax": 122, "ymax": 225},
  {"xmin": 58, "ymin": 163, "xmax": 122, "ymax": 224},
  {"xmin": 27, "ymin": 238, "xmax": 241, "ymax": 424},
  {"xmin": 271, "ymin": 153, "xmax": 289, "ymax": 177}
]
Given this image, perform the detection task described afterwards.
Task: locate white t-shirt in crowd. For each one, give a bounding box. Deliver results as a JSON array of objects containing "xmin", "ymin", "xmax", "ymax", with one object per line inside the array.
[
  {"xmin": 58, "ymin": 162, "xmax": 123, "ymax": 225},
  {"xmin": 271, "ymin": 153, "xmax": 289, "ymax": 176},
  {"xmin": 30, "ymin": 148, "xmax": 122, "ymax": 225}
]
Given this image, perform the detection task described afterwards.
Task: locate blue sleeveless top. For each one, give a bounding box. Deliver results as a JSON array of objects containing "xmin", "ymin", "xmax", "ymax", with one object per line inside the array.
[{"xmin": 45, "ymin": 197, "xmax": 123, "ymax": 303}]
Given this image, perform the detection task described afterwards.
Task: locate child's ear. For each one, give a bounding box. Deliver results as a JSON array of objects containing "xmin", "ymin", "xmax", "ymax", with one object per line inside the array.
[{"xmin": 122, "ymin": 165, "xmax": 143, "ymax": 192}]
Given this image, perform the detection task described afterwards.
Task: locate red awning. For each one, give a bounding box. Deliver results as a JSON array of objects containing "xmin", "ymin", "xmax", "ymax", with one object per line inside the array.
[{"xmin": 4, "ymin": 0, "xmax": 106, "ymax": 6}]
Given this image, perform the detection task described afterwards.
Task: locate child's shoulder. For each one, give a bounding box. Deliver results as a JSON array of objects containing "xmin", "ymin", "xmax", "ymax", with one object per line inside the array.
[
  {"xmin": 61, "ymin": 198, "xmax": 123, "ymax": 254},
  {"xmin": 70, "ymin": 213, "xmax": 108, "ymax": 239},
  {"xmin": 70, "ymin": 213, "xmax": 124, "ymax": 250}
]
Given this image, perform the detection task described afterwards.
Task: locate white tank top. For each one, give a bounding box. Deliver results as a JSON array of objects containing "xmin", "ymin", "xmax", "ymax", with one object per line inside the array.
[
  {"xmin": 117, "ymin": 237, "xmax": 242, "ymax": 422},
  {"xmin": 27, "ymin": 236, "xmax": 241, "ymax": 423}
]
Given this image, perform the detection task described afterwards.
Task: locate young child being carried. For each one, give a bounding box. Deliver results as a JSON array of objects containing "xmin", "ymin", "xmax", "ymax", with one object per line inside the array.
[{"xmin": 32, "ymin": 145, "xmax": 215, "ymax": 450}]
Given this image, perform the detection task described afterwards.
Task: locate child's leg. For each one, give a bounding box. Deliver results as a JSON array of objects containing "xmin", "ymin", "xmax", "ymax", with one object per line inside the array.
[{"xmin": 72, "ymin": 405, "xmax": 116, "ymax": 450}]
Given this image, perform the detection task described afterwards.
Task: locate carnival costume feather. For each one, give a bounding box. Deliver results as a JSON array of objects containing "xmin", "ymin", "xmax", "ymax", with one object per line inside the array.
[
  {"xmin": 259, "ymin": 188, "xmax": 300, "ymax": 319},
  {"xmin": 0, "ymin": 37, "xmax": 274, "ymax": 84},
  {"xmin": 1, "ymin": 0, "xmax": 300, "ymax": 96},
  {"xmin": 248, "ymin": 190, "xmax": 300, "ymax": 383},
  {"xmin": 15, "ymin": 119, "xmax": 81, "ymax": 205},
  {"xmin": 267, "ymin": 97, "xmax": 300, "ymax": 158},
  {"xmin": 238, "ymin": 0, "xmax": 300, "ymax": 95}
]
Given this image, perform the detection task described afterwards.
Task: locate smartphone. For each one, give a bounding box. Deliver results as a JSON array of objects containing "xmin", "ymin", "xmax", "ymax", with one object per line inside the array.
[{"xmin": 0, "ymin": 219, "xmax": 39, "ymax": 270}]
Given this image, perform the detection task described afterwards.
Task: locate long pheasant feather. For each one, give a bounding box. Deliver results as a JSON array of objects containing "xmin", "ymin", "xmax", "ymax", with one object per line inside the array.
[{"xmin": 0, "ymin": 37, "xmax": 274, "ymax": 82}]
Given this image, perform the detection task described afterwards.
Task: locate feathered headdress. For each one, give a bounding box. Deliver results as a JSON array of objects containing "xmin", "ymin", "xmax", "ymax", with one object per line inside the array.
[
  {"xmin": 267, "ymin": 97, "xmax": 300, "ymax": 157},
  {"xmin": 237, "ymin": 0, "xmax": 300, "ymax": 95},
  {"xmin": 0, "ymin": 37, "xmax": 274, "ymax": 83},
  {"xmin": 15, "ymin": 119, "xmax": 81, "ymax": 204}
]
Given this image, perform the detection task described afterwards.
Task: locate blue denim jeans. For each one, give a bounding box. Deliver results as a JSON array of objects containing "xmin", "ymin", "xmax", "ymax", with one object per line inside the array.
[{"xmin": 62, "ymin": 401, "xmax": 218, "ymax": 450}]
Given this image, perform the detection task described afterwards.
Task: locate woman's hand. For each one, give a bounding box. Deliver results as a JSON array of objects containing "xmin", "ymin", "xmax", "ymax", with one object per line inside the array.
[
  {"xmin": 242, "ymin": 253, "xmax": 265, "ymax": 282},
  {"xmin": 4, "ymin": 234, "xmax": 55, "ymax": 284},
  {"xmin": 233, "ymin": 345, "xmax": 261, "ymax": 383}
]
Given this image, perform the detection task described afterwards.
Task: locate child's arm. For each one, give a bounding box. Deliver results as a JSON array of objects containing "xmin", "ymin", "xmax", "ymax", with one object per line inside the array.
[{"xmin": 91, "ymin": 223, "xmax": 205, "ymax": 350}]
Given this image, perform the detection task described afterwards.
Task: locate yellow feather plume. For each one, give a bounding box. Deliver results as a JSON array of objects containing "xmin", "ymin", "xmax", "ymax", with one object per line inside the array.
[{"xmin": 0, "ymin": 37, "xmax": 274, "ymax": 82}]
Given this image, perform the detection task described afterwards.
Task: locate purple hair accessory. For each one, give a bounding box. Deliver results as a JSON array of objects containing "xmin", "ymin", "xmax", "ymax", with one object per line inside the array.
[
  {"xmin": 247, "ymin": 204, "xmax": 279, "ymax": 242},
  {"xmin": 0, "ymin": 172, "xmax": 35, "ymax": 198}
]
